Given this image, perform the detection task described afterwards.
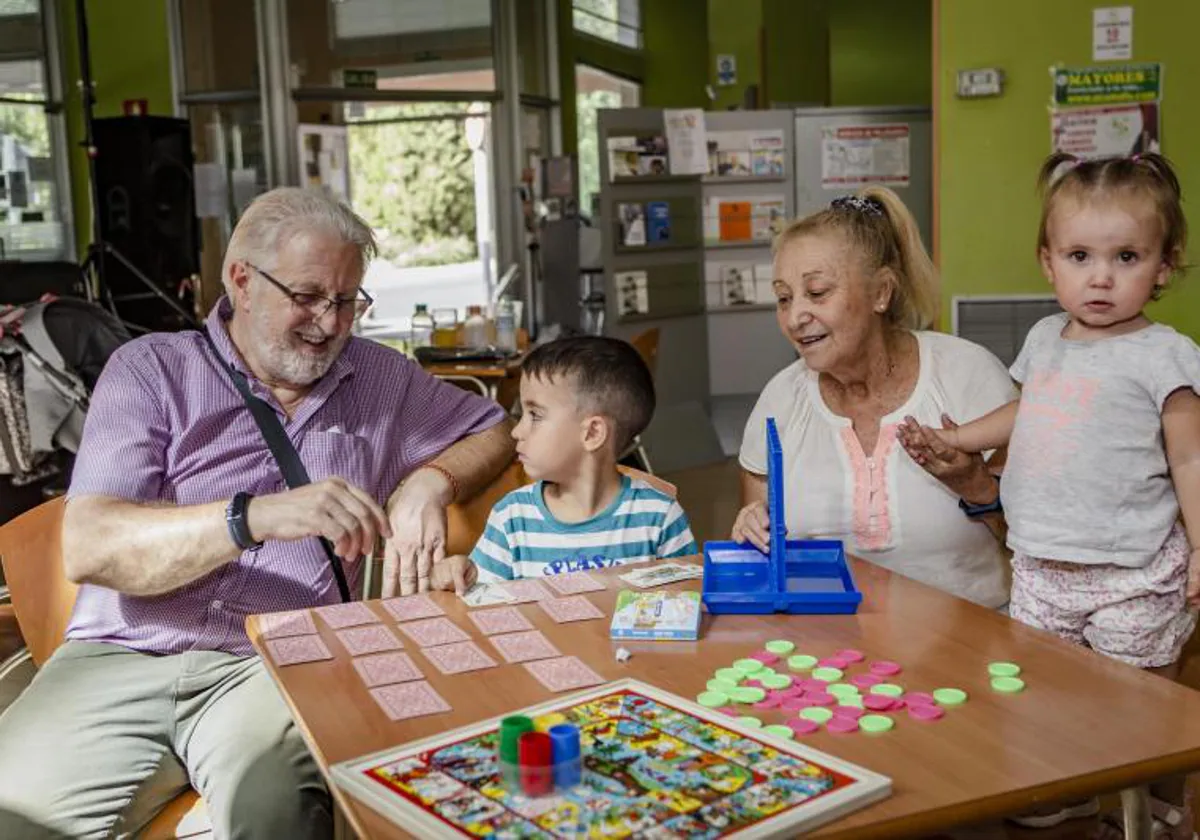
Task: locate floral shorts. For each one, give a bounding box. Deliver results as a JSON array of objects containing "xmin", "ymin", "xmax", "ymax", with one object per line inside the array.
[{"xmin": 1010, "ymin": 524, "xmax": 1197, "ymax": 668}]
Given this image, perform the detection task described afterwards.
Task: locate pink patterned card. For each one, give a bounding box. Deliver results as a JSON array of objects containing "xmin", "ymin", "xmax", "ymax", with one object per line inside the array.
[
  {"xmin": 265, "ymin": 634, "xmax": 333, "ymax": 666},
  {"xmin": 524, "ymin": 656, "xmax": 606, "ymax": 693},
  {"xmin": 488, "ymin": 630, "xmax": 562, "ymax": 664},
  {"xmin": 369, "ymin": 681, "xmax": 451, "ymax": 721},
  {"xmin": 502, "ymin": 580, "xmax": 555, "ymax": 603},
  {"xmin": 336, "ymin": 625, "xmax": 403, "ymax": 656},
  {"xmin": 381, "ymin": 594, "xmax": 446, "ymax": 622},
  {"xmin": 468, "ymin": 607, "xmax": 534, "ymax": 636},
  {"xmin": 538, "ymin": 595, "xmax": 606, "ymax": 624},
  {"xmin": 544, "ymin": 572, "xmax": 606, "ymax": 595},
  {"xmin": 314, "ymin": 602, "xmax": 380, "ymax": 630},
  {"xmin": 397, "ymin": 617, "xmax": 471, "ymax": 648},
  {"xmin": 352, "ymin": 653, "xmax": 424, "ymax": 688},
  {"xmin": 259, "ymin": 609, "xmax": 317, "ymax": 639},
  {"xmin": 420, "ymin": 641, "xmax": 498, "ymax": 675}
]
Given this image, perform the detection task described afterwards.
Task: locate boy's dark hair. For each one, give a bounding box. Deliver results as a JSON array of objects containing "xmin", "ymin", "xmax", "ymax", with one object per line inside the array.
[{"xmin": 521, "ymin": 336, "xmax": 655, "ymax": 452}]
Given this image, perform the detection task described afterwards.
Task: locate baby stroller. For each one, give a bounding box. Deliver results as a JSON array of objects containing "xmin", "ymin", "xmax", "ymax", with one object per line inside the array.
[{"xmin": 0, "ymin": 296, "xmax": 130, "ymax": 487}]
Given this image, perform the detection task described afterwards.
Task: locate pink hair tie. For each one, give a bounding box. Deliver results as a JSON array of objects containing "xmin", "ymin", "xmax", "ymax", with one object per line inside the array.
[{"xmin": 1130, "ymin": 153, "xmax": 1143, "ymax": 163}]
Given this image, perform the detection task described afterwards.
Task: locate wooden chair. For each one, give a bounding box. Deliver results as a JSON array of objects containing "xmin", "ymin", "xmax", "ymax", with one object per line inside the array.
[{"xmin": 0, "ymin": 497, "xmax": 211, "ymax": 839}]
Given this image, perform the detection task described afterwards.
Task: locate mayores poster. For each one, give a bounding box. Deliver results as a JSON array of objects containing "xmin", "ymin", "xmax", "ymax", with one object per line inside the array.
[{"xmin": 1051, "ymin": 101, "xmax": 1160, "ymax": 159}]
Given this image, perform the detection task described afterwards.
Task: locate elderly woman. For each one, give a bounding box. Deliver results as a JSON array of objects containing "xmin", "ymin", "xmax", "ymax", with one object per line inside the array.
[{"xmin": 731, "ymin": 189, "xmax": 1014, "ymax": 607}]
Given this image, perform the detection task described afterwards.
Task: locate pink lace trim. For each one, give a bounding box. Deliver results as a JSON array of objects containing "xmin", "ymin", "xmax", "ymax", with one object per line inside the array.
[{"xmin": 840, "ymin": 424, "xmax": 899, "ymax": 551}]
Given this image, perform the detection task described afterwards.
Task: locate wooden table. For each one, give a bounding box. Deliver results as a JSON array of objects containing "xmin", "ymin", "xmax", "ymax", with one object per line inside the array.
[
  {"xmin": 420, "ymin": 358, "xmax": 522, "ymax": 403},
  {"xmin": 248, "ymin": 558, "xmax": 1200, "ymax": 839}
]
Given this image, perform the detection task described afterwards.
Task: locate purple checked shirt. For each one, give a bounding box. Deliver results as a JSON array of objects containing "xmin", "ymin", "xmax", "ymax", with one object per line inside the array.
[{"xmin": 65, "ymin": 297, "xmax": 506, "ymax": 656}]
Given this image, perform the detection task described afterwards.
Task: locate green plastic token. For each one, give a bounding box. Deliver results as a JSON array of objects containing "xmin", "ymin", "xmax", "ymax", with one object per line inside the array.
[
  {"xmin": 869, "ymin": 683, "xmax": 904, "ymax": 697},
  {"xmin": 761, "ymin": 674, "xmax": 793, "ymax": 690},
  {"xmin": 736, "ymin": 716, "xmax": 763, "ymax": 729},
  {"xmin": 827, "ymin": 683, "xmax": 859, "ymax": 699},
  {"xmin": 838, "ymin": 695, "xmax": 865, "ymax": 709},
  {"xmin": 731, "ymin": 686, "xmax": 767, "ymax": 704},
  {"xmin": 715, "ymin": 667, "xmax": 745, "ymax": 684},
  {"xmin": 762, "ymin": 724, "xmax": 796, "ymax": 740},
  {"xmin": 765, "ymin": 640, "xmax": 796, "ymax": 656},
  {"xmin": 811, "ymin": 666, "xmax": 844, "ymax": 682},
  {"xmin": 697, "ymin": 691, "xmax": 730, "ymax": 708},
  {"xmin": 757, "ymin": 667, "xmax": 778, "ymax": 678},
  {"xmin": 988, "ymin": 661, "xmax": 1022, "ymax": 678},
  {"xmin": 933, "ymin": 688, "xmax": 968, "ymax": 706},
  {"xmin": 733, "ymin": 658, "xmax": 765, "ymax": 675},
  {"xmin": 787, "ymin": 654, "xmax": 819, "ymax": 672},
  {"xmin": 799, "ymin": 707, "xmax": 834, "ymax": 724},
  {"xmin": 707, "ymin": 678, "xmax": 739, "ymax": 693},
  {"xmin": 991, "ymin": 676, "xmax": 1025, "ymax": 694},
  {"xmin": 860, "ymin": 714, "xmax": 895, "ymax": 733}
]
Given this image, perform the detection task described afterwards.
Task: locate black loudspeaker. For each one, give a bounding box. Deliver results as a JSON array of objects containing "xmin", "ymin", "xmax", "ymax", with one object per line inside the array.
[{"xmin": 92, "ymin": 116, "xmax": 199, "ymax": 330}]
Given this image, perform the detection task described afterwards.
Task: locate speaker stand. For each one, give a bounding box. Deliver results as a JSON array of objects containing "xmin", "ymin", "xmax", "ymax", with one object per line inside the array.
[{"xmin": 80, "ymin": 241, "xmax": 198, "ymax": 333}]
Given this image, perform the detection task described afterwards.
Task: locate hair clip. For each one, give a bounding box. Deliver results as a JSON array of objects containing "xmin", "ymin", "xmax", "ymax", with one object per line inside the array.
[
  {"xmin": 1130, "ymin": 153, "xmax": 1142, "ymax": 163},
  {"xmin": 830, "ymin": 195, "xmax": 884, "ymax": 217}
]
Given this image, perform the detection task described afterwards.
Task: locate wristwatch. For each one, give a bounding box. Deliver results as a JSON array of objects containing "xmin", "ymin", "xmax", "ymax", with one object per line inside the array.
[
  {"xmin": 958, "ymin": 477, "xmax": 1003, "ymax": 519},
  {"xmin": 226, "ymin": 492, "xmax": 263, "ymax": 551}
]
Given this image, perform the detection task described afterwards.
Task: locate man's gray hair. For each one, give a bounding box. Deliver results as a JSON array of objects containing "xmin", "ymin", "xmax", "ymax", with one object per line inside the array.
[{"xmin": 222, "ymin": 188, "xmax": 378, "ymax": 292}]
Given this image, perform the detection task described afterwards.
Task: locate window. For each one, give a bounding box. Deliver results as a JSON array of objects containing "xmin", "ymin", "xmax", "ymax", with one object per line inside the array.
[
  {"xmin": 576, "ymin": 64, "xmax": 639, "ymax": 217},
  {"xmin": 572, "ymin": 0, "xmax": 641, "ymax": 49},
  {"xmin": 0, "ymin": 1, "xmax": 67, "ymax": 260}
]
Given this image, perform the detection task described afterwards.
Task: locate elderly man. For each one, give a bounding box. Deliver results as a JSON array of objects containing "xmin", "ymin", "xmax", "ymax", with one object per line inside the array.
[{"xmin": 0, "ymin": 189, "xmax": 513, "ymax": 839}]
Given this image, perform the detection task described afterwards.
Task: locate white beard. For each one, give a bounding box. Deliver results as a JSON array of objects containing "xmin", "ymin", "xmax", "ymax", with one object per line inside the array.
[{"xmin": 252, "ymin": 312, "xmax": 348, "ymax": 386}]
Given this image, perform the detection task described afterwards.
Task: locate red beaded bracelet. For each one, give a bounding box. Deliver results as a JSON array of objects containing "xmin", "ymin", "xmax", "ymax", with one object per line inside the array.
[{"xmin": 415, "ymin": 462, "xmax": 460, "ymax": 502}]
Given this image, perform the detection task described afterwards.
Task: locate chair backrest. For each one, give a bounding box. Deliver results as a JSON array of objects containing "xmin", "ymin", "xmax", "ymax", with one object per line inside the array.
[
  {"xmin": 0, "ymin": 496, "xmax": 75, "ymax": 666},
  {"xmin": 617, "ymin": 464, "xmax": 676, "ymax": 498},
  {"xmin": 445, "ymin": 460, "xmax": 528, "ymax": 556},
  {"xmin": 629, "ymin": 327, "xmax": 660, "ymax": 379}
]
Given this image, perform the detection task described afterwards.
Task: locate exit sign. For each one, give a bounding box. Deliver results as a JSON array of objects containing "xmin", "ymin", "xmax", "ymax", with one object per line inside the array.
[{"xmin": 343, "ymin": 68, "xmax": 377, "ymax": 89}]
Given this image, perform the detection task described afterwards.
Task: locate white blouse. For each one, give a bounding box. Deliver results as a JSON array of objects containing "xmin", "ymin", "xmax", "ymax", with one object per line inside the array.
[{"xmin": 739, "ymin": 330, "xmax": 1018, "ymax": 607}]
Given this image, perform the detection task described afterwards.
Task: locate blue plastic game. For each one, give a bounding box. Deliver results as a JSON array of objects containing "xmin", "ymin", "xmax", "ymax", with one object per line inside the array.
[{"xmin": 701, "ymin": 417, "xmax": 862, "ymax": 615}]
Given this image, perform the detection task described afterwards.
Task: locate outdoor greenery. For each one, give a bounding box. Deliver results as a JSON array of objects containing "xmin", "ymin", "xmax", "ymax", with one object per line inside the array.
[
  {"xmin": 577, "ymin": 87, "xmax": 622, "ymax": 217},
  {"xmin": 347, "ymin": 102, "xmax": 479, "ymax": 267}
]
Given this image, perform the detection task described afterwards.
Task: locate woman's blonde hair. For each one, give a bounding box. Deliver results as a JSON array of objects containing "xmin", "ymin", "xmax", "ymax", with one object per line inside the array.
[{"xmin": 772, "ymin": 186, "xmax": 938, "ymax": 330}]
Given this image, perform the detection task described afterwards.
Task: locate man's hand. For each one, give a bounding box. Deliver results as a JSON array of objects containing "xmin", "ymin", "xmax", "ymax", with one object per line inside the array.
[
  {"xmin": 431, "ymin": 555, "xmax": 478, "ymax": 594},
  {"xmin": 383, "ymin": 467, "xmax": 455, "ymax": 596},
  {"xmin": 247, "ymin": 477, "xmax": 391, "ymax": 561},
  {"xmin": 731, "ymin": 500, "xmax": 771, "ymax": 553}
]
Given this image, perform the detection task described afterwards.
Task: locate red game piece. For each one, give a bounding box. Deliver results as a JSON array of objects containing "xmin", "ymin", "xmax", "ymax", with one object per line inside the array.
[
  {"xmin": 832, "ymin": 705, "xmax": 865, "ymax": 720},
  {"xmin": 787, "ymin": 718, "xmax": 821, "ymax": 736},
  {"xmin": 837, "ymin": 648, "xmax": 866, "ymax": 663},
  {"xmin": 781, "ymin": 696, "xmax": 811, "ymax": 713},
  {"xmin": 817, "ymin": 657, "xmax": 846, "ymax": 669},
  {"xmin": 850, "ymin": 674, "xmax": 883, "ymax": 689},
  {"xmin": 908, "ymin": 703, "xmax": 946, "ymax": 722},
  {"xmin": 863, "ymin": 695, "xmax": 898, "ymax": 712},
  {"xmin": 751, "ymin": 651, "xmax": 780, "ymax": 666},
  {"xmin": 518, "ymin": 731, "xmax": 553, "ymax": 796},
  {"xmin": 827, "ymin": 717, "xmax": 860, "ymax": 734},
  {"xmin": 806, "ymin": 692, "xmax": 836, "ymax": 707},
  {"xmin": 905, "ymin": 691, "xmax": 937, "ymax": 707},
  {"xmin": 870, "ymin": 660, "xmax": 902, "ymax": 677},
  {"xmin": 753, "ymin": 695, "xmax": 781, "ymax": 711},
  {"xmin": 717, "ymin": 706, "xmax": 738, "ymax": 716}
]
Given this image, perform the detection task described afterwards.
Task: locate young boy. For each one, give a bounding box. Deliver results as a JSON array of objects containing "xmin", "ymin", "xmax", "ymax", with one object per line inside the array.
[{"xmin": 462, "ymin": 336, "xmax": 697, "ymax": 581}]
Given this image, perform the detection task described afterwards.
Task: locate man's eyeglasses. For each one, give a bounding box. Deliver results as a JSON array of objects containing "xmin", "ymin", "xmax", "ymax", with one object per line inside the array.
[{"xmin": 246, "ymin": 262, "xmax": 373, "ymax": 320}]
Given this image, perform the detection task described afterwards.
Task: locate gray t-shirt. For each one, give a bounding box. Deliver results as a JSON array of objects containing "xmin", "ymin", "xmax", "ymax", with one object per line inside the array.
[{"xmin": 1004, "ymin": 313, "xmax": 1200, "ymax": 567}]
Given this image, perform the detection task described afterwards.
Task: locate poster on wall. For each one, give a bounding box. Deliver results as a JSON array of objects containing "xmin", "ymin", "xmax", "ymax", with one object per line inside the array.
[
  {"xmin": 1052, "ymin": 62, "xmax": 1161, "ymax": 106},
  {"xmin": 1051, "ymin": 102, "xmax": 1160, "ymax": 159},
  {"xmin": 716, "ymin": 54, "xmax": 737, "ymax": 86},
  {"xmin": 820, "ymin": 124, "xmax": 910, "ymax": 189},
  {"xmin": 1093, "ymin": 7, "xmax": 1133, "ymax": 62},
  {"xmin": 615, "ymin": 271, "xmax": 649, "ymax": 317}
]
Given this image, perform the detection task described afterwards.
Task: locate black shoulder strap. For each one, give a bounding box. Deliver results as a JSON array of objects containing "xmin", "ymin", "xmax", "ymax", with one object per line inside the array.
[{"xmin": 201, "ymin": 329, "xmax": 352, "ymax": 603}]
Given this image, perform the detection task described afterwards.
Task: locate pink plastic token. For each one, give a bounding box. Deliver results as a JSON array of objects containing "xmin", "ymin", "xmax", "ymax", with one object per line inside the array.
[
  {"xmin": 801, "ymin": 678, "xmax": 830, "ymax": 692},
  {"xmin": 751, "ymin": 651, "xmax": 781, "ymax": 666},
  {"xmin": 864, "ymin": 695, "xmax": 898, "ymax": 712},
  {"xmin": 743, "ymin": 679, "xmax": 764, "ymax": 689},
  {"xmin": 827, "ymin": 717, "xmax": 860, "ymax": 734},
  {"xmin": 908, "ymin": 704, "xmax": 946, "ymax": 722},
  {"xmin": 817, "ymin": 657, "xmax": 845, "ymax": 669},
  {"xmin": 870, "ymin": 660, "xmax": 903, "ymax": 677},
  {"xmin": 787, "ymin": 718, "xmax": 821, "ymax": 736},
  {"xmin": 781, "ymin": 696, "xmax": 811, "ymax": 712},
  {"xmin": 837, "ymin": 649, "xmax": 866, "ymax": 663},
  {"xmin": 807, "ymin": 692, "xmax": 837, "ymax": 707},
  {"xmin": 753, "ymin": 695, "xmax": 781, "ymax": 711},
  {"xmin": 781, "ymin": 685, "xmax": 807, "ymax": 699},
  {"xmin": 718, "ymin": 706, "xmax": 739, "ymax": 716},
  {"xmin": 850, "ymin": 674, "xmax": 883, "ymax": 689},
  {"xmin": 832, "ymin": 705, "xmax": 865, "ymax": 720},
  {"xmin": 905, "ymin": 692, "xmax": 937, "ymax": 707}
]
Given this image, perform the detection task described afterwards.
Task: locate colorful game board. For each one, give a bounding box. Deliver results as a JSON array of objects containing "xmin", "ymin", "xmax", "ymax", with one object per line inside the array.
[{"xmin": 332, "ymin": 679, "xmax": 890, "ymax": 838}]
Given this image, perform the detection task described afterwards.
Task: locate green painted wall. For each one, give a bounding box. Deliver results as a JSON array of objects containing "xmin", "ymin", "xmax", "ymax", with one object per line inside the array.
[
  {"xmin": 829, "ymin": 0, "xmax": 930, "ymax": 106},
  {"xmin": 58, "ymin": 0, "xmax": 173, "ymax": 258},
  {"xmin": 763, "ymin": 0, "xmax": 828, "ymax": 107},
  {"xmin": 938, "ymin": 0, "xmax": 1200, "ymax": 338},
  {"xmin": 706, "ymin": 0, "xmax": 762, "ymax": 110},
  {"xmin": 642, "ymin": 0, "xmax": 708, "ymax": 109}
]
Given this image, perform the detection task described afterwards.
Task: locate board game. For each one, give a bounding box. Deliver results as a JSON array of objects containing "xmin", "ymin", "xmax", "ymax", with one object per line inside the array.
[{"xmin": 331, "ymin": 679, "xmax": 890, "ymax": 838}]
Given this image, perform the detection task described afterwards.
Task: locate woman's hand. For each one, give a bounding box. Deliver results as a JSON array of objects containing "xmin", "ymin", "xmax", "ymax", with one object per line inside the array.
[{"xmin": 731, "ymin": 501, "xmax": 771, "ymax": 553}]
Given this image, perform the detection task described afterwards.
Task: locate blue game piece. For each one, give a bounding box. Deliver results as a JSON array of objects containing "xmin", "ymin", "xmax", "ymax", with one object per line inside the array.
[
  {"xmin": 547, "ymin": 723, "xmax": 582, "ymax": 788},
  {"xmin": 701, "ymin": 418, "xmax": 863, "ymax": 615}
]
